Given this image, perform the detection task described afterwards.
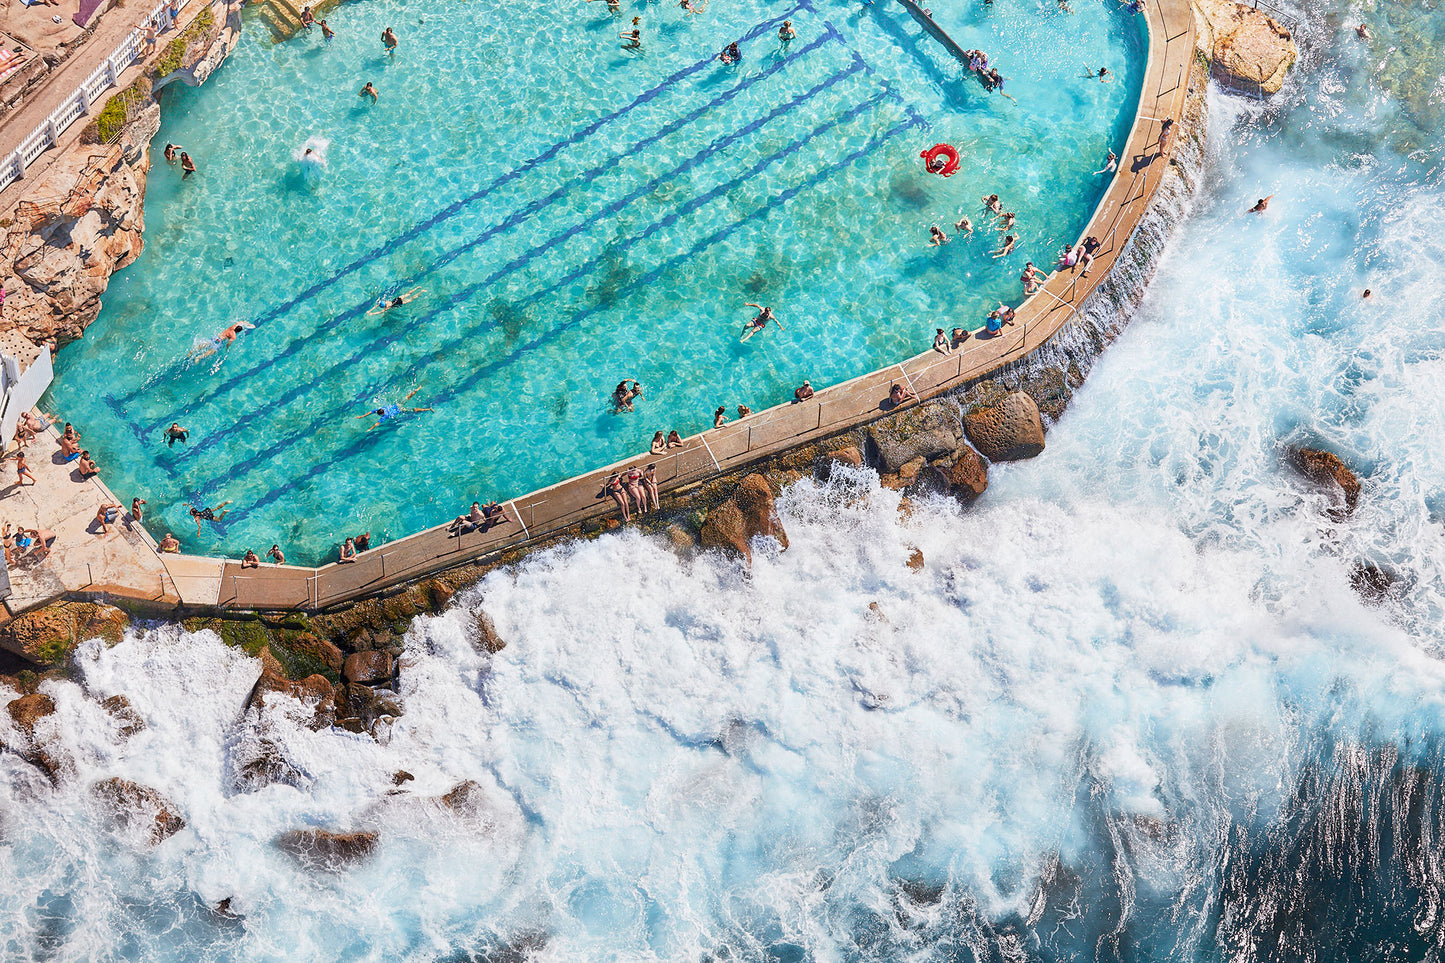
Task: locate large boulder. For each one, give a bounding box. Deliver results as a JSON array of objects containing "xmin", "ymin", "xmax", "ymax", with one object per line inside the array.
[
  {"xmin": 232, "ymin": 736, "xmax": 308, "ymax": 792},
  {"xmin": 1196, "ymin": 0, "xmax": 1297, "ymax": 95},
  {"xmin": 867, "ymin": 402, "xmax": 963, "ymax": 473},
  {"xmin": 947, "ymin": 445, "xmax": 989, "ymax": 501},
  {"xmin": 1289, "ymin": 447, "xmax": 1361, "ymax": 514},
  {"xmin": 962, "ymin": 393, "xmax": 1046, "ymax": 462},
  {"xmin": 276, "ymin": 829, "xmax": 378, "ymax": 868},
  {"xmin": 0, "ymin": 602, "xmax": 129, "ymax": 665},
  {"xmin": 342, "ymin": 650, "xmax": 393, "ymax": 686},
  {"xmin": 91, "ymin": 777, "xmax": 185, "ymax": 843},
  {"xmin": 699, "ymin": 474, "xmax": 789, "ymax": 565}
]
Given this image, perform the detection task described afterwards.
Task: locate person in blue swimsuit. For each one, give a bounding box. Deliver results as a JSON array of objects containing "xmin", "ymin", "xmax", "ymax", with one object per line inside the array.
[{"xmin": 359, "ymin": 388, "xmax": 433, "ymax": 431}]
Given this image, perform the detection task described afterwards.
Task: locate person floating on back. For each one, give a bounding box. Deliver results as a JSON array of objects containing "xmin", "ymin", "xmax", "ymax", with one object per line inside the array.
[{"xmin": 741, "ymin": 302, "xmax": 782, "ymax": 341}]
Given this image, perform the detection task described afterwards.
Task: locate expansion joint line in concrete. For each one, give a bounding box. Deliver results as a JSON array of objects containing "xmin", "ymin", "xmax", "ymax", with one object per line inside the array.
[{"xmin": 698, "ymin": 435, "xmax": 722, "ymax": 471}]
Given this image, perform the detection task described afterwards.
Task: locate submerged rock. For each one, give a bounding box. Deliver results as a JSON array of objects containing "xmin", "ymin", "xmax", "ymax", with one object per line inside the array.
[
  {"xmin": 1350, "ymin": 561, "xmax": 1399, "ymax": 604},
  {"xmin": 474, "ymin": 609, "xmax": 507, "ymax": 654},
  {"xmin": 439, "ymin": 780, "xmax": 486, "ymax": 814},
  {"xmin": 232, "ymin": 736, "xmax": 308, "ymax": 792},
  {"xmin": 101, "ymin": 694, "xmax": 146, "ymax": 737},
  {"xmin": 91, "ymin": 777, "xmax": 185, "ymax": 844},
  {"xmin": 1196, "ymin": 0, "xmax": 1297, "ymax": 95},
  {"xmin": 243, "ymin": 654, "xmax": 336, "ymax": 730},
  {"xmin": 962, "ymin": 392, "xmax": 1046, "ymax": 462},
  {"xmin": 906, "ymin": 548, "xmax": 925, "ymax": 572},
  {"xmin": 699, "ymin": 474, "xmax": 788, "ymax": 565},
  {"xmin": 1290, "ymin": 447, "xmax": 1361, "ymax": 514},
  {"xmin": 276, "ymin": 829, "xmax": 378, "ymax": 868}
]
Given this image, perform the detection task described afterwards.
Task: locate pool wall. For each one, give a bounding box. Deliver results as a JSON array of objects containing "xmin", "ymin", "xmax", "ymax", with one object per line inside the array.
[{"xmin": 0, "ymin": 0, "xmax": 1202, "ymax": 623}]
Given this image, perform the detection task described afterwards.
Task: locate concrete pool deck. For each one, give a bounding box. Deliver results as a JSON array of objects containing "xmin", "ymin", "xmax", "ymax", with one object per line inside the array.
[{"xmin": 3, "ymin": 0, "xmax": 1197, "ymax": 616}]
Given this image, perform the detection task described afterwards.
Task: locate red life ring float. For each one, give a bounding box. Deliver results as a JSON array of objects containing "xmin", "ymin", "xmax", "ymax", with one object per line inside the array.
[{"xmin": 921, "ymin": 143, "xmax": 960, "ymax": 176}]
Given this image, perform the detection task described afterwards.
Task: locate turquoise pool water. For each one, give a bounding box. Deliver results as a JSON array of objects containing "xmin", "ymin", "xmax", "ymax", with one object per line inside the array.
[{"xmin": 48, "ymin": 0, "xmax": 1143, "ymax": 563}]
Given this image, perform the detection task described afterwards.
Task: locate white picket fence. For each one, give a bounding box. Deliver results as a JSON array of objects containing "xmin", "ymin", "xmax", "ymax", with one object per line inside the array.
[{"xmin": 0, "ymin": 0, "xmax": 179, "ymax": 194}]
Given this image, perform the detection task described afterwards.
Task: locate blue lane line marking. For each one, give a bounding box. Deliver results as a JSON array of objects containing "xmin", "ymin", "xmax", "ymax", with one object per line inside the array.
[
  {"xmin": 109, "ymin": 1, "xmax": 814, "ymax": 410},
  {"xmin": 133, "ymin": 25, "xmax": 846, "ymax": 438},
  {"xmin": 200, "ymin": 104, "xmax": 919, "ymax": 528},
  {"xmin": 166, "ymin": 58, "xmax": 868, "ymax": 473}
]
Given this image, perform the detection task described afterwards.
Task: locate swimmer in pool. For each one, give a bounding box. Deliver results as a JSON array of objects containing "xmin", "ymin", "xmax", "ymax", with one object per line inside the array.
[
  {"xmin": 954, "ymin": 215, "xmax": 973, "ymax": 236},
  {"xmin": 366, "ymin": 287, "xmax": 425, "ymax": 315},
  {"xmin": 779, "ymin": 19, "xmax": 796, "ymax": 41},
  {"xmin": 359, "ymin": 82, "xmax": 378, "ymax": 102},
  {"xmin": 620, "ymin": 17, "xmax": 642, "ymax": 48},
  {"xmin": 358, "ymin": 387, "xmax": 433, "ymax": 431},
  {"xmin": 741, "ymin": 302, "xmax": 782, "ymax": 341},
  {"xmin": 187, "ymin": 501, "xmax": 233, "ymax": 534},
  {"xmin": 928, "ymin": 225, "xmax": 949, "ymax": 246},
  {"xmin": 189, "ymin": 321, "xmax": 255, "ymax": 360}
]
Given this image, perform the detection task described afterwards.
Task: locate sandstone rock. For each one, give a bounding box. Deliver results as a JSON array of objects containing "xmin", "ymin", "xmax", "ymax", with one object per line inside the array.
[
  {"xmin": 91, "ymin": 777, "xmax": 185, "ymax": 843},
  {"xmin": 1196, "ymin": 0, "xmax": 1297, "ymax": 95},
  {"xmin": 947, "ymin": 444, "xmax": 989, "ymax": 502},
  {"xmin": 392, "ymin": 770, "xmax": 414, "ymax": 786},
  {"xmin": 820, "ymin": 445, "xmax": 864, "ymax": 479},
  {"xmin": 665, "ymin": 524, "xmax": 696, "ymax": 554},
  {"xmin": 906, "ymin": 548, "xmax": 924, "ymax": 572},
  {"xmin": 866, "ymin": 402, "xmax": 962, "ymax": 473},
  {"xmin": 963, "ymin": 393, "xmax": 1046, "ymax": 462},
  {"xmin": 244, "ymin": 664, "xmax": 336, "ymax": 730},
  {"xmin": 426, "ymin": 580, "xmax": 456, "ymax": 611},
  {"xmin": 440, "ymin": 780, "xmax": 486, "ymax": 814},
  {"xmin": 699, "ymin": 474, "xmax": 788, "ymax": 564},
  {"xmin": 101, "ymin": 694, "xmax": 146, "ymax": 737},
  {"xmin": 290, "ymin": 634, "xmax": 344, "ymax": 673},
  {"xmin": 7, "ymin": 692, "xmax": 55, "ymax": 735},
  {"xmin": 474, "ymin": 610, "xmax": 507, "ymax": 654},
  {"xmin": 342, "ymin": 650, "xmax": 393, "ymax": 686},
  {"xmin": 1290, "ymin": 447, "xmax": 1361, "ymax": 514},
  {"xmin": 233, "ymin": 737, "xmax": 307, "ymax": 792},
  {"xmin": 276, "ymin": 829, "xmax": 378, "ymax": 868}
]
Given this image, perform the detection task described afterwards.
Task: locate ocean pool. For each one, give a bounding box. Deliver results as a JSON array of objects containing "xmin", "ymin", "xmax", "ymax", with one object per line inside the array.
[{"xmin": 48, "ymin": 0, "xmax": 1143, "ymax": 563}]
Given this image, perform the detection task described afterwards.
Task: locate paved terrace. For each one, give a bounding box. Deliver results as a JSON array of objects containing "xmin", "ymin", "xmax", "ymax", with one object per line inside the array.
[{"xmin": 8, "ymin": 0, "xmax": 1197, "ymax": 615}]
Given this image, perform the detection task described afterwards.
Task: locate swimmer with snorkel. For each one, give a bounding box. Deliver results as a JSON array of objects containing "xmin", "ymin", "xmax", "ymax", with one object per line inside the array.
[
  {"xmin": 189, "ymin": 321, "xmax": 255, "ymax": 360},
  {"xmin": 367, "ymin": 287, "xmax": 425, "ymax": 315}
]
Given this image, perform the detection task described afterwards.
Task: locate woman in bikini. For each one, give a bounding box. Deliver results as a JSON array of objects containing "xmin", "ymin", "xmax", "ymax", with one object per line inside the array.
[
  {"xmin": 641, "ymin": 464, "xmax": 660, "ymax": 511},
  {"xmin": 602, "ymin": 473, "xmax": 631, "ymax": 521}
]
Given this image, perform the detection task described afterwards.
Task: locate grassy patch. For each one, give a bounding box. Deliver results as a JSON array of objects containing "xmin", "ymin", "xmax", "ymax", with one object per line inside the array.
[
  {"xmin": 79, "ymin": 76, "xmax": 152, "ymax": 145},
  {"xmin": 152, "ymin": 7, "xmax": 216, "ymax": 79}
]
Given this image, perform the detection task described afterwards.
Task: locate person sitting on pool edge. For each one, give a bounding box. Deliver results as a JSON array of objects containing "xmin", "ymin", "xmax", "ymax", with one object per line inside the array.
[
  {"xmin": 77, "ymin": 450, "xmax": 99, "ymax": 478},
  {"xmin": 94, "ymin": 501, "xmax": 122, "ymax": 535},
  {"xmin": 889, "ymin": 383, "xmax": 916, "ymax": 407},
  {"xmin": 447, "ymin": 503, "xmax": 485, "ymax": 537}
]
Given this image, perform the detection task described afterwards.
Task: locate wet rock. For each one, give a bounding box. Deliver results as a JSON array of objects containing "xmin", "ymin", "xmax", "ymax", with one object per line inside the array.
[
  {"xmin": 342, "ymin": 650, "xmax": 393, "ymax": 686},
  {"xmin": 962, "ymin": 392, "xmax": 1046, "ymax": 462},
  {"xmin": 91, "ymin": 777, "xmax": 185, "ymax": 843},
  {"xmin": 820, "ymin": 445, "xmax": 863, "ymax": 479},
  {"xmin": 665, "ymin": 524, "xmax": 696, "ymax": 554},
  {"xmin": 947, "ymin": 444, "xmax": 989, "ymax": 502},
  {"xmin": 234, "ymin": 736, "xmax": 307, "ymax": 791},
  {"xmin": 1350, "ymin": 561, "xmax": 1398, "ymax": 604},
  {"xmin": 276, "ymin": 829, "xmax": 378, "ymax": 868},
  {"xmin": 289, "ymin": 634, "xmax": 344, "ymax": 673},
  {"xmin": 440, "ymin": 780, "xmax": 486, "ymax": 814},
  {"xmin": 1196, "ymin": 0, "xmax": 1297, "ymax": 95},
  {"xmin": 699, "ymin": 474, "xmax": 789, "ymax": 565},
  {"xmin": 474, "ymin": 609, "xmax": 507, "ymax": 654},
  {"xmin": 24, "ymin": 748, "xmax": 66, "ymax": 785},
  {"xmin": 881, "ymin": 456, "xmax": 926, "ymax": 492},
  {"xmin": 391, "ymin": 770, "xmax": 414, "ymax": 786},
  {"xmin": 866, "ymin": 402, "xmax": 963, "ymax": 473},
  {"xmin": 244, "ymin": 654, "xmax": 336, "ymax": 730},
  {"xmin": 1290, "ymin": 447, "xmax": 1361, "ymax": 514},
  {"xmin": 426, "ymin": 580, "xmax": 456, "ymax": 612},
  {"xmin": 101, "ymin": 694, "xmax": 146, "ymax": 737},
  {"xmin": 906, "ymin": 548, "xmax": 925, "ymax": 572},
  {"xmin": 7, "ymin": 692, "xmax": 55, "ymax": 735}
]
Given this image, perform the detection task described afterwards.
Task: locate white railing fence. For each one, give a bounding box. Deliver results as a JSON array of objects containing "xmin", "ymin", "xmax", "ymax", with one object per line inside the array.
[{"xmin": 0, "ymin": 0, "xmax": 178, "ymax": 195}]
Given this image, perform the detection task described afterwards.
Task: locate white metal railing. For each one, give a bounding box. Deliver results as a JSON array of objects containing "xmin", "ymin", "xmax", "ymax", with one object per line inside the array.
[{"xmin": 0, "ymin": 0, "xmax": 180, "ymax": 194}]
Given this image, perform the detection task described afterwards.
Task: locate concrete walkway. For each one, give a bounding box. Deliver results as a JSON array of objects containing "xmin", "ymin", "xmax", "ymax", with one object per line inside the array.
[{"xmin": 9, "ymin": 0, "xmax": 1199, "ymax": 614}]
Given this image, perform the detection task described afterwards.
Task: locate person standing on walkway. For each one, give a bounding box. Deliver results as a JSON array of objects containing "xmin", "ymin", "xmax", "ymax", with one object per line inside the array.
[{"xmin": 15, "ymin": 451, "xmax": 35, "ymax": 486}]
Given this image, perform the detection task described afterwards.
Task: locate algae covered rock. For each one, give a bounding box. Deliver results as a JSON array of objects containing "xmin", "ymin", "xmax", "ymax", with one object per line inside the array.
[
  {"xmin": 866, "ymin": 402, "xmax": 962, "ymax": 473},
  {"xmin": 962, "ymin": 392, "xmax": 1046, "ymax": 462}
]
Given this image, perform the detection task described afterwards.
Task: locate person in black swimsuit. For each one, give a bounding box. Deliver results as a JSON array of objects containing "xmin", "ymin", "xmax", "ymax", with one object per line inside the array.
[{"xmin": 188, "ymin": 501, "xmax": 233, "ymax": 535}]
